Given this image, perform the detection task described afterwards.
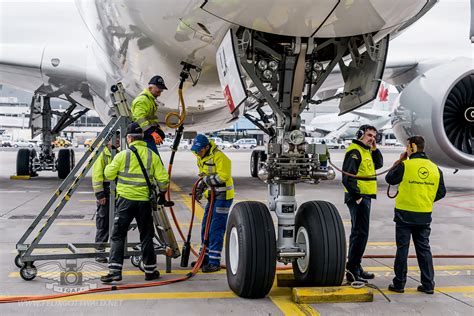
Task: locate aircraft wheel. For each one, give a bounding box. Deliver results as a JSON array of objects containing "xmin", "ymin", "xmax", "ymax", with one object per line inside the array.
[
  {"xmin": 138, "ymin": 259, "xmax": 145, "ymax": 272},
  {"xmin": 20, "ymin": 263, "xmax": 37, "ymax": 281},
  {"xmin": 225, "ymin": 201, "xmax": 276, "ymax": 298},
  {"xmin": 16, "ymin": 148, "xmax": 36, "ymax": 176},
  {"xmin": 14, "ymin": 254, "xmax": 23, "ymax": 268},
  {"xmin": 293, "ymin": 201, "xmax": 346, "ymax": 286},
  {"xmin": 250, "ymin": 150, "xmax": 260, "ymax": 177},
  {"xmin": 131, "ymin": 255, "xmax": 141, "ymax": 267},
  {"xmin": 57, "ymin": 148, "xmax": 75, "ymax": 179}
]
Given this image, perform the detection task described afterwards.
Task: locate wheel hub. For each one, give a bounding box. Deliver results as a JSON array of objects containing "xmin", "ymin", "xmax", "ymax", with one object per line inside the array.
[
  {"xmin": 295, "ymin": 226, "xmax": 310, "ymax": 273},
  {"xmin": 229, "ymin": 226, "xmax": 239, "ymax": 275}
]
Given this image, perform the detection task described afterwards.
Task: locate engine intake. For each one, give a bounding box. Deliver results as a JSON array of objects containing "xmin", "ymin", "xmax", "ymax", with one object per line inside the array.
[{"xmin": 392, "ymin": 58, "xmax": 474, "ymax": 169}]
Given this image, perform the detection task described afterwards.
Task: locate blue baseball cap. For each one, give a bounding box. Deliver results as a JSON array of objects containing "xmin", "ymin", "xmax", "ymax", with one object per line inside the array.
[{"xmin": 191, "ymin": 134, "xmax": 209, "ymax": 153}]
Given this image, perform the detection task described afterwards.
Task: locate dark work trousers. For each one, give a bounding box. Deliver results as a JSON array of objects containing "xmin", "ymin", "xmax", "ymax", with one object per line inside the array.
[
  {"xmin": 393, "ymin": 223, "xmax": 435, "ymax": 290},
  {"xmin": 95, "ymin": 197, "xmax": 110, "ymax": 250},
  {"xmin": 108, "ymin": 198, "xmax": 156, "ymax": 274},
  {"xmin": 201, "ymin": 198, "xmax": 233, "ymax": 266},
  {"xmin": 346, "ymin": 197, "xmax": 371, "ymax": 271},
  {"xmin": 144, "ymin": 135, "xmax": 160, "ymax": 158}
]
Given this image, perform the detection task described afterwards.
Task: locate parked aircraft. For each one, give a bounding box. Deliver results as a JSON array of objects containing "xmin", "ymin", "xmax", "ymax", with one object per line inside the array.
[{"xmin": 0, "ymin": 0, "xmax": 472, "ymax": 299}]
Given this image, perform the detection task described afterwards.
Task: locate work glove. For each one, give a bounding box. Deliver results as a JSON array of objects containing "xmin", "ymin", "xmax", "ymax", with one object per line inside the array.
[
  {"xmin": 195, "ymin": 181, "xmax": 207, "ymax": 201},
  {"xmin": 157, "ymin": 192, "xmax": 174, "ymax": 207},
  {"xmin": 150, "ymin": 131, "xmax": 163, "ymax": 145}
]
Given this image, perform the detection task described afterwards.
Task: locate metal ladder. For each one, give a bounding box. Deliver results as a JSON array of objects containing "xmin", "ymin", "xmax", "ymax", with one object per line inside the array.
[{"xmin": 15, "ymin": 83, "xmax": 180, "ymax": 280}]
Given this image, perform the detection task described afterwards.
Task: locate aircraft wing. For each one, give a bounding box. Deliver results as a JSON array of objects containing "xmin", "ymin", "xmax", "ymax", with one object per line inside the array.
[{"xmin": 350, "ymin": 110, "xmax": 382, "ymax": 121}]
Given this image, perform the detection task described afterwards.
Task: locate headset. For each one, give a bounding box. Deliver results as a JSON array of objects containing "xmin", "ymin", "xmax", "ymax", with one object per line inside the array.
[
  {"xmin": 356, "ymin": 125, "xmax": 382, "ymax": 143},
  {"xmin": 408, "ymin": 142, "xmax": 417, "ymax": 154}
]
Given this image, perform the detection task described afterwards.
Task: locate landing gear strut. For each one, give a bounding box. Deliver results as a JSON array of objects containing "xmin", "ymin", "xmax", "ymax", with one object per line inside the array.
[
  {"xmin": 224, "ymin": 28, "xmax": 388, "ymax": 298},
  {"xmin": 18, "ymin": 95, "xmax": 85, "ymax": 178}
]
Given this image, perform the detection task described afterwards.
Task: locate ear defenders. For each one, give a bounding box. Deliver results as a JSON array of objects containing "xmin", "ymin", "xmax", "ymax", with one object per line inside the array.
[
  {"xmin": 409, "ymin": 142, "xmax": 418, "ymax": 154},
  {"xmin": 356, "ymin": 125, "xmax": 382, "ymax": 143}
]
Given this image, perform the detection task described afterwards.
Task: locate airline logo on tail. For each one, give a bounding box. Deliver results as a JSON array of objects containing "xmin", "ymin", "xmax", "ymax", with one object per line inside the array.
[{"xmin": 378, "ymin": 84, "xmax": 389, "ymax": 102}]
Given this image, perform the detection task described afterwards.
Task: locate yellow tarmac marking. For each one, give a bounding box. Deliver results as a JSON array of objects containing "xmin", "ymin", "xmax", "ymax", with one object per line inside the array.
[
  {"xmin": 179, "ymin": 192, "xmax": 204, "ymax": 221},
  {"xmin": 0, "ymin": 286, "xmax": 472, "ymax": 303},
  {"xmin": 169, "ymin": 181, "xmax": 182, "ymax": 193},
  {"xmin": 78, "ymin": 200, "xmax": 96, "ymax": 203},
  {"xmin": 270, "ymin": 287, "xmax": 320, "ymax": 315}
]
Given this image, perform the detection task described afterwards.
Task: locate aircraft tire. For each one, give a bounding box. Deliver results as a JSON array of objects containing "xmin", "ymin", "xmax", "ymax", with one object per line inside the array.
[
  {"xmin": 16, "ymin": 148, "xmax": 36, "ymax": 176},
  {"xmin": 293, "ymin": 201, "xmax": 346, "ymax": 286},
  {"xmin": 225, "ymin": 201, "xmax": 276, "ymax": 298},
  {"xmin": 57, "ymin": 148, "xmax": 75, "ymax": 179},
  {"xmin": 250, "ymin": 150, "xmax": 260, "ymax": 177}
]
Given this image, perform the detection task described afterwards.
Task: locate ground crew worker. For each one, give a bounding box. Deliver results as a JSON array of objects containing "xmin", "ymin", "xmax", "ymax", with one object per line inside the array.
[
  {"xmin": 342, "ymin": 125, "xmax": 383, "ymax": 283},
  {"xmin": 191, "ymin": 134, "xmax": 234, "ymax": 273},
  {"xmin": 386, "ymin": 135, "xmax": 446, "ymax": 294},
  {"xmin": 91, "ymin": 135, "xmax": 120, "ymax": 263},
  {"xmin": 100, "ymin": 123, "xmax": 169, "ymax": 283},
  {"xmin": 131, "ymin": 75, "xmax": 167, "ymax": 155}
]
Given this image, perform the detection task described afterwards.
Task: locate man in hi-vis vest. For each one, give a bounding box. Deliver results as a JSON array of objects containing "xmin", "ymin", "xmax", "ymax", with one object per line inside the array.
[
  {"xmin": 386, "ymin": 135, "xmax": 446, "ymax": 294},
  {"xmin": 342, "ymin": 125, "xmax": 383, "ymax": 283}
]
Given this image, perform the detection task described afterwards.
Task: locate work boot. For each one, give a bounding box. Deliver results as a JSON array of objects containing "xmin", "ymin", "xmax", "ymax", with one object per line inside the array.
[
  {"xmin": 191, "ymin": 259, "xmax": 208, "ymax": 268},
  {"xmin": 95, "ymin": 257, "xmax": 108, "ymax": 263},
  {"xmin": 417, "ymin": 285, "xmax": 434, "ymax": 294},
  {"xmin": 202, "ymin": 264, "xmax": 221, "ymax": 273},
  {"xmin": 145, "ymin": 270, "xmax": 160, "ymax": 281},
  {"xmin": 388, "ymin": 284, "xmax": 404, "ymax": 293},
  {"xmin": 346, "ymin": 270, "xmax": 368, "ymax": 283},
  {"xmin": 100, "ymin": 272, "xmax": 122, "ymax": 283},
  {"xmin": 359, "ymin": 267, "xmax": 375, "ymax": 280}
]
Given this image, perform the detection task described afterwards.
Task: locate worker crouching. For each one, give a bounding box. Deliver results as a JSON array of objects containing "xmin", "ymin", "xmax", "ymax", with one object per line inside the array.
[
  {"xmin": 191, "ymin": 135, "xmax": 234, "ymax": 273},
  {"xmin": 100, "ymin": 122, "xmax": 170, "ymax": 283}
]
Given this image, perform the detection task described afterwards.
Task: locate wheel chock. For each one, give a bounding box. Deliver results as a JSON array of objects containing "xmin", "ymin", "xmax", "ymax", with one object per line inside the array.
[
  {"xmin": 292, "ymin": 286, "xmax": 373, "ymax": 304},
  {"xmin": 10, "ymin": 175, "xmax": 31, "ymax": 180},
  {"xmin": 277, "ymin": 272, "xmax": 300, "ymax": 287}
]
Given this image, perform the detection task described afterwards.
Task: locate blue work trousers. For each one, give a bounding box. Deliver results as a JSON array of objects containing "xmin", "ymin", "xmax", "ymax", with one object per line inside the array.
[{"xmin": 201, "ymin": 198, "xmax": 233, "ymax": 266}]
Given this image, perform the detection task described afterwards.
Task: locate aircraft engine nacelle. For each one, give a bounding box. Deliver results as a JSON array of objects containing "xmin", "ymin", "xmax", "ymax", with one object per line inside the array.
[{"xmin": 392, "ymin": 58, "xmax": 474, "ymax": 169}]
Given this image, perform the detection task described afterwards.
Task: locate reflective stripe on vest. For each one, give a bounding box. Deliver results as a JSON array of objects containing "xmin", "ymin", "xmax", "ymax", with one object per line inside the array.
[
  {"xmin": 395, "ymin": 158, "xmax": 440, "ymax": 213},
  {"xmin": 343, "ymin": 143, "xmax": 377, "ymax": 195},
  {"xmin": 117, "ymin": 150, "xmax": 152, "ymax": 186}
]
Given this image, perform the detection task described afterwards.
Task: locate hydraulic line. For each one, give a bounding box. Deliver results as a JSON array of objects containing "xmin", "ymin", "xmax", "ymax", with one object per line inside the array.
[{"xmin": 0, "ymin": 180, "xmax": 216, "ymax": 304}]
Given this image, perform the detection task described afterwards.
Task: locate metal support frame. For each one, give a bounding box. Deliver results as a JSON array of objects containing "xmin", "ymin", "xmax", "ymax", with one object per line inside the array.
[
  {"xmin": 236, "ymin": 29, "xmax": 357, "ymax": 262},
  {"xmin": 16, "ymin": 84, "xmax": 179, "ymax": 275}
]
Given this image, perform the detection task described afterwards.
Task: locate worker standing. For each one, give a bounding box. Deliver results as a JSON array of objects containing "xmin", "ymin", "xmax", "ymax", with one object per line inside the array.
[
  {"xmin": 386, "ymin": 136, "xmax": 446, "ymax": 294},
  {"xmin": 131, "ymin": 75, "xmax": 167, "ymax": 155},
  {"xmin": 342, "ymin": 125, "xmax": 383, "ymax": 283},
  {"xmin": 91, "ymin": 136, "xmax": 119, "ymax": 263},
  {"xmin": 100, "ymin": 123, "xmax": 169, "ymax": 283},
  {"xmin": 191, "ymin": 135, "xmax": 234, "ymax": 273}
]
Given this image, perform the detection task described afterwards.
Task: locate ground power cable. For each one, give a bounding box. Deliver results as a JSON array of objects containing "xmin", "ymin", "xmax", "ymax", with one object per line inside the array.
[{"xmin": 0, "ymin": 181, "xmax": 216, "ymax": 304}]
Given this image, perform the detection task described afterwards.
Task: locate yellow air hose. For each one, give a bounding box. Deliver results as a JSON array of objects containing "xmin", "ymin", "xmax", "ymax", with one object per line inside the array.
[{"xmin": 165, "ymin": 87, "xmax": 186, "ymax": 129}]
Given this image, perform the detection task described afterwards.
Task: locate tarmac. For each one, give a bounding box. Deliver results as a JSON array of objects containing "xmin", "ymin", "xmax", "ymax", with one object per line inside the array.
[{"xmin": 0, "ymin": 147, "xmax": 472, "ymax": 315}]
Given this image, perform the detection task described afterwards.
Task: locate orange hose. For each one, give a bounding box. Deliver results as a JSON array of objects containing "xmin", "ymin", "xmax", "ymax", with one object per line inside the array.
[{"xmin": 0, "ymin": 179, "xmax": 216, "ymax": 304}]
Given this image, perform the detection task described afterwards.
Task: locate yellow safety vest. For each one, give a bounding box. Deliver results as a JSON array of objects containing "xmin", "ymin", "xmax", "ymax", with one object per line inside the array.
[
  {"xmin": 195, "ymin": 141, "xmax": 234, "ymax": 200},
  {"xmin": 104, "ymin": 141, "xmax": 169, "ymax": 201},
  {"xmin": 343, "ymin": 142, "xmax": 377, "ymax": 195},
  {"xmin": 395, "ymin": 158, "xmax": 440, "ymax": 213},
  {"xmin": 131, "ymin": 89, "xmax": 159, "ymax": 132},
  {"xmin": 91, "ymin": 147, "xmax": 112, "ymax": 194}
]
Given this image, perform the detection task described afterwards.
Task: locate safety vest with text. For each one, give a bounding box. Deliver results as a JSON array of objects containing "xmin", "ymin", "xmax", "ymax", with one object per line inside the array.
[
  {"xmin": 395, "ymin": 158, "xmax": 440, "ymax": 213},
  {"xmin": 344, "ymin": 142, "xmax": 377, "ymax": 195},
  {"xmin": 195, "ymin": 141, "xmax": 234, "ymax": 200}
]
